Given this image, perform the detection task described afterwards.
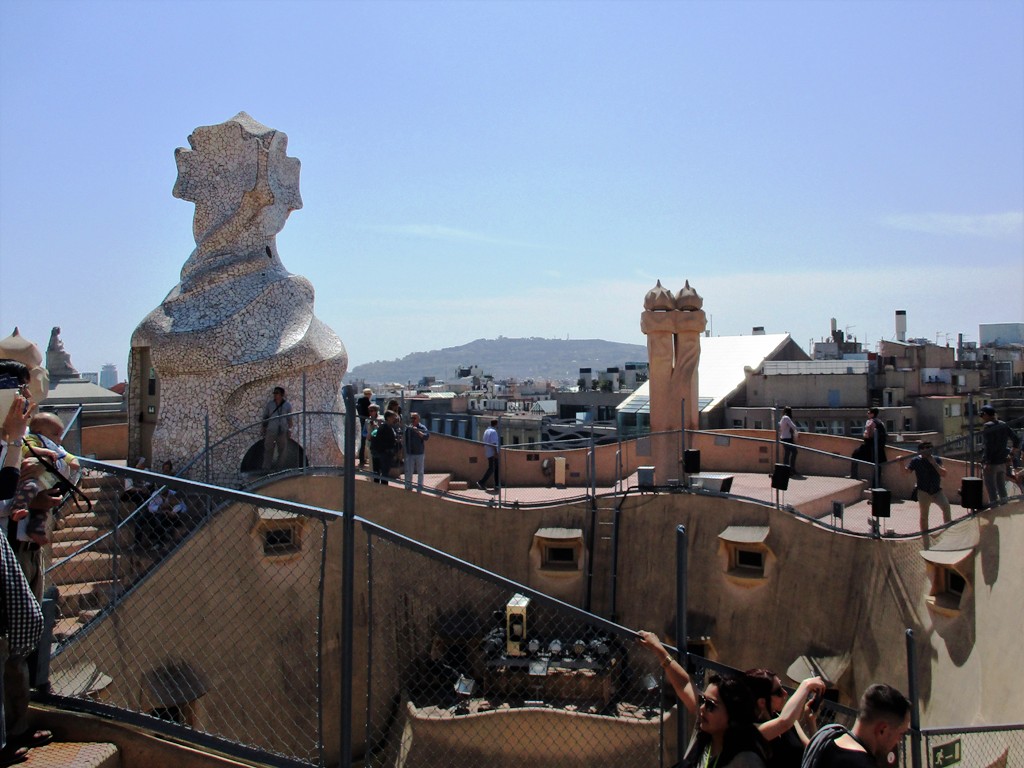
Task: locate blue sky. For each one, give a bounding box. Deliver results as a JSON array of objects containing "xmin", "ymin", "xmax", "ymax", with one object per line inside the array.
[{"xmin": 1, "ymin": 0, "xmax": 1021, "ymax": 377}]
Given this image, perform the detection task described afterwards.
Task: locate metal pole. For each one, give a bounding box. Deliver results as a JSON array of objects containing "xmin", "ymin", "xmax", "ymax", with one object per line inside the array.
[
  {"xmin": 674, "ymin": 524, "xmax": 688, "ymax": 768},
  {"xmin": 76, "ymin": 403, "xmax": 84, "ymax": 456},
  {"xmin": 772, "ymin": 405, "xmax": 779, "ymax": 466},
  {"xmin": 873, "ymin": 421, "xmax": 881, "ymax": 489},
  {"xmin": 967, "ymin": 392, "xmax": 976, "ymax": 476},
  {"xmin": 340, "ymin": 385, "xmax": 357, "ymax": 768},
  {"xmin": 302, "ymin": 371, "xmax": 308, "ymax": 473},
  {"xmin": 905, "ymin": 628, "xmax": 922, "ymax": 768},
  {"xmin": 680, "ymin": 398, "xmax": 687, "ymax": 482},
  {"xmin": 590, "ymin": 423, "xmax": 597, "ymax": 501},
  {"xmin": 204, "ymin": 414, "xmax": 211, "ymax": 485}
]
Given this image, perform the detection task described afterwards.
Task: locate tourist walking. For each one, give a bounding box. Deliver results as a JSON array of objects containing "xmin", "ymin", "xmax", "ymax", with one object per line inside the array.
[
  {"xmin": 477, "ymin": 419, "xmax": 500, "ymax": 490},
  {"xmin": 403, "ymin": 412, "xmax": 429, "ymax": 491},
  {"xmin": 778, "ymin": 406, "xmax": 799, "ymax": 475},
  {"xmin": 979, "ymin": 404, "xmax": 1020, "ymax": 504},
  {"xmin": 850, "ymin": 408, "xmax": 887, "ymax": 482},
  {"xmin": 904, "ymin": 441, "xmax": 951, "ymax": 546},
  {"xmin": 356, "ymin": 388, "xmax": 372, "ymax": 467}
]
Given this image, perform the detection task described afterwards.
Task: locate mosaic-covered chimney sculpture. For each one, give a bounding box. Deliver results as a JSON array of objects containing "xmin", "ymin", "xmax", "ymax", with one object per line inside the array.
[
  {"xmin": 130, "ymin": 112, "xmax": 346, "ymax": 473},
  {"xmin": 640, "ymin": 280, "xmax": 707, "ymax": 484}
]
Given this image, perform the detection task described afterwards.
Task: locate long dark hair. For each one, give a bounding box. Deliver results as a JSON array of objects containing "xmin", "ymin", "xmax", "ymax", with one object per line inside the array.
[
  {"xmin": 684, "ymin": 674, "xmax": 767, "ymax": 767},
  {"xmin": 744, "ymin": 667, "xmax": 776, "ymax": 720}
]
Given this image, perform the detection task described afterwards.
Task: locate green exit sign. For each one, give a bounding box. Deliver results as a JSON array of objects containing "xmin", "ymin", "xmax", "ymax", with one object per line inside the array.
[{"xmin": 931, "ymin": 739, "xmax": 961, "ymax": 767}]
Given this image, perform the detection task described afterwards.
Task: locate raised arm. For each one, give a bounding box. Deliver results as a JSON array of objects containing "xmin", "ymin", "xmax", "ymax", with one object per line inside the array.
[
  {"xmin": 758, "ymin": 676, "xmax": 825, "ymax": 740},
  {"xmin": 636, "ymin": 630, "xmax": 698, "ymax": 713}
]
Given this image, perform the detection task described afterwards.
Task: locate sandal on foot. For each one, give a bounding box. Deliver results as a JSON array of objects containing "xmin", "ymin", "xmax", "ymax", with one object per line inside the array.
[
  {"xmin": 0, "ymin": 744, "xmax": 29, "ymax": 767},
  {"xmin": 12, "ymin": 729, "xmax": 53, "ymax": 749}
]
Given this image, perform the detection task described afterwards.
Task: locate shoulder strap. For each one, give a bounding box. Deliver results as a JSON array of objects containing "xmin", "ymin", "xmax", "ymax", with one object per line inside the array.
[
  {"xmin": 800, "ymin": 724, "xmax": 848, "ymax": 768},
  {"xmin": 22, "ymin": 438, "xmax": 93, "ymax": 514}
]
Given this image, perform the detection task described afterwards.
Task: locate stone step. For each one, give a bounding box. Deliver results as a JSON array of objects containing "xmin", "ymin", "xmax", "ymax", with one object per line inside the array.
[
  {"xmin": 21, "ymin": 741, "xmax": 119, "ymax": 767},
  {"xmin": 48, "ymin": 551, "xmax": 112, "ymax": 586},
  {"xmin": 56, "ymin": 581, "xmax": 115, "ymax": 615},
  {"xmin": 59, "ymin": 510, "xmax": 115, "ymax": 529},
  {"xmin": 52, "ymin": 539, "xmax": 92, "ymax": 559},
  {"xmin": 448, "ymin": 480, "xmax": 469, "ymax": 491},
  {"xmin": 52, "ymin": 525, "xmax": 101, "ymax": 544},
  {"xmin": 79, "ymin": 473, "xmax": 124, "ymax": 489},
  {"xmin": 53, "ymin": 616, "xmax": 84, "ymax": 642}
]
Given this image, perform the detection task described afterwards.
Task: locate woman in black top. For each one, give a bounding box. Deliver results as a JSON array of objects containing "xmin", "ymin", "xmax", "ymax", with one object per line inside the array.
[
  {"xmin": 682, "ymin": 673, "xmax": 767, "ymax": 768},
  {"xmin": 746, "ymin": 668, "xmax": 820, "ymax": 768}
]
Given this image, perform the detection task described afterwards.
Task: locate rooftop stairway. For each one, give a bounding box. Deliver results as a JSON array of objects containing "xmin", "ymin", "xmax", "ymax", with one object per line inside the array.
[
  {"xmin": 48, "ymin": 471, "xmax": 155, "ymax": 644},
  {"xmin": 17, "ymin": 740, "xmax": 120, "ymax": 767}
]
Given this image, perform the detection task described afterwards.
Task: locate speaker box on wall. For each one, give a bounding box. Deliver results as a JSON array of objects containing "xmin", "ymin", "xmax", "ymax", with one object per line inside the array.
[
  {"xmin": 771, "ymin": 463, "xmax": 791, "ymax": 491},
  {"xmin": 871, "ymin": 488, "xmax": 891, "ymax": 518},
  {"xmin": 683, "ymin": 449, "xmax": 701, "ymax": 474},
  {"xmin": 960, "ymin": 477, "xmax": 984, "ymax": 509}
]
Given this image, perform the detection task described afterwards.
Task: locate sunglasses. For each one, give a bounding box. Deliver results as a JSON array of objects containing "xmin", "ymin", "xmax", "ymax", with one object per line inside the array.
[
  {"xmin": 0, "ymin": 375, "xmax": 28, "ymax": 392},
  {"xmin": 772, "ymin": 687, "xmax": 785, "ymax": 697},
  {"xmin": 698, "ymin": 694, "xmax": 719, "ymax": 713}
]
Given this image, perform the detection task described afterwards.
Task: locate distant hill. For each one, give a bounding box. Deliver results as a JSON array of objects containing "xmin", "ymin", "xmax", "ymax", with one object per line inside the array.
[{"xmin": 346, "ymin": 337, "xmax": 648, "ymax": 386}]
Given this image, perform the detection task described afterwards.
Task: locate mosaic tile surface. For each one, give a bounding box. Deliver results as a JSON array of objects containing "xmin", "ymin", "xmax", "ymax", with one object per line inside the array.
[{"xmin": 131, "ymin": 113, "xmax": 347, "ymax": 472}]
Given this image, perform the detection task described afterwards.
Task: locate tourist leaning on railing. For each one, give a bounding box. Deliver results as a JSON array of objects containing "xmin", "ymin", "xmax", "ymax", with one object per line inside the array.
[{"xmin": 637, "ymin": 630, "xmax": 825, "ymax": 767}]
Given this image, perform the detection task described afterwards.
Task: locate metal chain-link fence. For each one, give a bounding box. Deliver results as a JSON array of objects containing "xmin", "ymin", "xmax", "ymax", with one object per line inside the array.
[
  {"xmin": 920, "ymin": 725, "xmax": 1024, "ymax": 768},
  {"xmin": 36, "ymin": 458, "xmax": 1021, "ymax": 767},
  {"xmin": 44, "ymin": 462, "xmax": 328, "ymax": 766},
  {"xmin": 363, "ymin": 525, "xmax": 670, "ymax": 768}
]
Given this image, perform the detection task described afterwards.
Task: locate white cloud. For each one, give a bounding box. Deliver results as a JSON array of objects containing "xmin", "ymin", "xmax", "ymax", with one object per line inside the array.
[{"xmin": 879, "ymin": 211, "xmax": 1024, "ymax": 238}]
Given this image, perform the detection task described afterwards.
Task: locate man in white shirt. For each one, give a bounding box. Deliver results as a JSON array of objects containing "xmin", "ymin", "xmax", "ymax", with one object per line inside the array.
[{"xmin": 477, "ymin": 419, "xmax": 500, "ymax": 490}]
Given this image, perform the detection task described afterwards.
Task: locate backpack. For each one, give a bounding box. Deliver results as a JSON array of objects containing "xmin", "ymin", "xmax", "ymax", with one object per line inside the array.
[{"xmin": 800, "ymin": 723, "xmax": 848, "ymax": 768}]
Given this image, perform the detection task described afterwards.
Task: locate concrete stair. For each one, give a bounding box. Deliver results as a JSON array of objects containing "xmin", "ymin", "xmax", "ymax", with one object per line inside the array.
[
  {"xmin": 52, "ymin": 525, "xmax": 101, "ymax": 544},
  {"xmin": 49, "ymin": 551, "xmax": 113, "ymax": 586},
  {"xmin": 47, "ymin": 471, "xmax": 137, "ymax": 642},
  {"xmin": 20, "ymin": 741, "xmax": 119, "ymax": 767},
  {"xmin": 57, "ymin": 580, "xmax": 116, "ymax": 615}
]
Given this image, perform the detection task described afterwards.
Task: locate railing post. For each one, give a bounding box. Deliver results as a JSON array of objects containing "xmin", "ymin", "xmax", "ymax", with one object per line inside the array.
[
  {"xmin": 302, "ymin": 371, "xmax": 308, "ymax": 474},
  {"xmin": 674, "ymin": 524, "xmax": 688, "ymax": 768},
  {"xmin": 616, "ymin": 432, "xmax": 624, "ymax": 496},
  {"xmin": 771, "ymin": 405, "xmax": 779, "ymax": 467},
  {"xmin": 967, "ymin": 392, "xmax": 976, "ymax": 477},
  {"xmin": 76, "ymin": 403, "xmax": 84, "ymax": 456},
  {"xmin": 680, "ymin": 398, "xmax": 687, "ymax": 483},
  {"xmin": 906, "ymin": 628, "xmax": 922, "ymax": 768},
  {"xmin": 203, "ymin": 414, "xmax": 211, "ymax": 485},
  {"xmin": 873, "ymin": 423, "xmax": 882, "ymax": 488},
  {"xmin": 340, "ymin": 385, "xmax": 356, "ymax": 768},
  {"xmin": 589, "ymin": 423, "xmax": 597, "ymax": 502}
]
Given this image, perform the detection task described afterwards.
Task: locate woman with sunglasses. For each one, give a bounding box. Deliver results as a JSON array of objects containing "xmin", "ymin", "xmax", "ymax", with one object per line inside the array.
[
  {"xmin": 745, "ymin": 668, "xmax": 821, "ymax": 767},
  {"xmin": 688, "ymin": 674, "xmax": 766, "ymax": 767},
  {"xmin": 638, "ymin": 631, "xmax": 824, "ymax": 766},
  {"xmin": 638, "ymin": 631, "xmax": 766, "ymax": 766}
]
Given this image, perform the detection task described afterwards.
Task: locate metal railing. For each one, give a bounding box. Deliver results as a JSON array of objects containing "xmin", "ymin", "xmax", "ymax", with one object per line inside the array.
[{"xmin": 38, "ymin": 457, "xmax": 1021, "ymax": 766}]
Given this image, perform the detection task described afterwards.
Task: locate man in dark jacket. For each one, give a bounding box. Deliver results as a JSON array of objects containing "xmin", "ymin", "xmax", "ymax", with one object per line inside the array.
[
  {"xmin": 370, "ymin": 410, "xmax": 399, "ymax": 485},
  {"xmin": 979, "ymin": 404, "xmax": 1020, "ymax": 503}
]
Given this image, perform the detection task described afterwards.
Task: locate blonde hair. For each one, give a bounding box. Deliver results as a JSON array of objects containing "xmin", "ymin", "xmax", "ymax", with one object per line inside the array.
[{"xmin": 30, "ymin": 411, "xmax": 65, "ymax": 437}]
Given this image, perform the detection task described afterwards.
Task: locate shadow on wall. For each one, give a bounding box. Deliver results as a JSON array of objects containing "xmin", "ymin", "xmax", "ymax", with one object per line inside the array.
[{"xmin": 240, "ymin": 438, "xmax": 306, "ymax": 473}]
